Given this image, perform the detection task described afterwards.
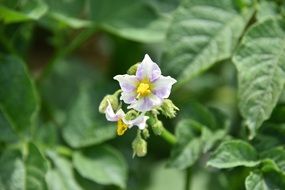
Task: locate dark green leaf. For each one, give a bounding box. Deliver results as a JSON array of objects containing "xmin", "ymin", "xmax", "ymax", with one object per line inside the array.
[
  {"xmin": 73, "ymin": 145, "xmax": 128, "ymax": 189},
  {"xmin": 261, "ymin": 147, "xmax": 285, "ymax": 174},
  {"xmin": 0, "ymin": 107, "xmax": 18, "ymax": 143},
  {"xmin": 233, "ymin": 18, "xmax": 285, "ymax": 138},
  {"xmin": 168, "ymin": 119, "xmax": 204, "ymax": 169},
  {"xmin": 207, "ymin": 140, "xmax": 259, "ymax": 168},
  {"xmin": 89, "ymin": 0, "xmax": 172, "ymax": 43},
  {"xmin": 40, "ymin": 59, "xmax": 116, "ymax": 148},
  {"xmin": 162, "ymin": 0, "xmax": 253, "ymax": 81},
  {"xmin": 0, "ymin": 55, "xmax": 39, "ymax": 137}
]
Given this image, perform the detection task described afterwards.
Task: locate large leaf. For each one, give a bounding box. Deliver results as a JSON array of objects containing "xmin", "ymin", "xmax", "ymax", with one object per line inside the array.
[
  {"xmin": 245, "ymin": 171, "xmax": 285, "ymax": 190},
  {"xmin": 0, "ymin": 55, "xmax": 39, "ymax": 137},
  {"xmin": 73, "ymin": 145, "xmax": 128, "ymax": 189},
  {"xmin": 0, "ymin": 0, "xmax": 48, "ymax": 24},
  {"xmin": 46, "ymin": 151, "xmax": 82, "ymax": 190},
  {"xmin": 89, "ymin": 0, "xmax": 174, "ymax": 43},
  {"xmin": 233, "ymin": 18, "xmax": 285, "ymax": 138},
  {"xmin": 207, "ymin": 140, "xmax": 259, "ymax": 168},
  {"xmin": 40, "ymin": 59, "xmax": 116, "ymax": 148},
  {"xmin": 162, "ymin": 0, "xmax": 253, "ymax": 82},
  {"xmin": 0, "ymin": 144, "xmax": 48, "ymax": 190}
]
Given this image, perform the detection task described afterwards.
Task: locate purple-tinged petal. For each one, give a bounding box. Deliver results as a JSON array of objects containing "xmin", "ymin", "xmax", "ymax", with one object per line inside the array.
[
  {"xmin": 105, "ymin": 101, "xmax": 125, "ymax": 122},
  {"xmin": 153, "ymin": 76, "xmax": 176, "ymax": 99},
  {"xmin": 114, "ymin": 74, "xmax": 138, "ymax": 92},
  {"xmin": 123, "ymin": 115, "xmax": 149, "ymax": 130},
  {"xmin": 120, "ymin": 91, "xmax": 136, "ymax": 104},
  {"xmin": 128, "ymin": 94, "xmax": 162, "ymax": 112},
  {"xmin": 136, "ymin": 54, "xmax": 161, "ymax": 82}
]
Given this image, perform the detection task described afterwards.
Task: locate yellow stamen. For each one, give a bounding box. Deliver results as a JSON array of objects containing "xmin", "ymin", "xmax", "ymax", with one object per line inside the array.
[
  {"xmin": 117, "ymin": 119, "xmax": 128, "ymax": 136},
  {"xmin": 136, "ymin": 81, "xmax": 151, "ymax": 97}
]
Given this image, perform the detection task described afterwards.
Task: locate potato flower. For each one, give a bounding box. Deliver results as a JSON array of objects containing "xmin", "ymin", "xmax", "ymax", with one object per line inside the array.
[
  {"xmin": 105, "ymin": 101, "xmax": 148, "ymax": 135},
  {"xmin": 114, "ymin": 54, "xmax": 176, "ymax": 112}
]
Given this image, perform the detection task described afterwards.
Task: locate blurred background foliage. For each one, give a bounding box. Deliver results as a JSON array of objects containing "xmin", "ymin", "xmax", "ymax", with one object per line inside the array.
[{"xmin": 1, "ymin": 0, "xmax": 285, "ymax": 190}]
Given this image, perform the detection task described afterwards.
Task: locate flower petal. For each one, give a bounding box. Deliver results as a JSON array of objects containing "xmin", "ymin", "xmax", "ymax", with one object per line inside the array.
[
  {"xmin": 123, "ymin": 115, "xmax": 149, "ymax": 130},
  {"xmin": 120, "ymin": 91, "xmax": 136, "ymax": 104},
  {"xmin": 136, "ymin": 54, "xmax": 161, "ymax": 82},
  {"xmin": 105, "ymin": 101, "xmax": 119, "ymax": 121},
  {"xmin": 128, "ymin": 94, "xmax": 162, "ymax": 112},
  {"xmin": 113, "ymin": 74, "xmax": 138, "ymax": 92},
  {"xmin": 105, "ymin": 101, "xmax": 125, "ymax": 122},
  {"xmin": 153, "ymin": 76, "xmax": 176, "ymax": 99}
]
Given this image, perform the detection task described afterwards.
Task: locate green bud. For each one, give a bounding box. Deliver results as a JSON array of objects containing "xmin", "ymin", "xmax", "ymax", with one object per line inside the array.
[
  {"xmin": 127, "ymin": 63, "xmax": 140, "ymax": 75},
  {"xmin": 142, "ymin": 128, "xmax": 150, "ymax": 139},
  {"xmin": 124, "ymin": 110, "xmax": 138, "ymax": 121},
  {"xmin": 152, "ymin": 120, "xmax": 164, "ymax": 136},
  {"xmin": 159, "ymin": 99, "xmax": 179, "ymax": 118},
  {"xmin": 98, "ymin": 91, "xmax": 120, "ymax": 113},
  {"xmin": 132, "ymin": 131, "xmax": 147, "ymax": 157}
]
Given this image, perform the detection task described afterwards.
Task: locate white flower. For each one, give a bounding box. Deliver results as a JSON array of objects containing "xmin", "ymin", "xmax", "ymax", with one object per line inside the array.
[
  {"xmin": 114, "ymin": 54, "xmax": 176, "ymax": 112},
  {"xmin": 105, "ymin": 101, "xmax": 148, "ymax": 135}
]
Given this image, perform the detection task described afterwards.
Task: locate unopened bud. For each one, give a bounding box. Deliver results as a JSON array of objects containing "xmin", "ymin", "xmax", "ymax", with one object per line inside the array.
[
  {"xmin": 159, "ymin": 99, "xmax": 179, "ymax": 118},
  {"xmin": 152, "ymin": 120, "xmax": 164, "ymax": 135},
  {"xmin": 127, "ymin": 63, "xmax": 139, "ymax": 75},
  {"xmin": 132, "ymin": 131, "xmax": 147, "ymax": 157},
  {"xmin": 125, "ymin": 110, "xmax": 138, "ymax": 121},
  {"xmin": 98, "ymin": 91, "xmax": 120, "ymax": 113},
  {"xmin": 142, "ymin": 128, "xmax": 150, "ymax": 139}
]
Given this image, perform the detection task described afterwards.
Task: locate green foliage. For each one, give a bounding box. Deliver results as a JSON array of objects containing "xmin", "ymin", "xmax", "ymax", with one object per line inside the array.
[
  {"xmin": 233, "ymin": 18, "xmax": 285, "ymax": 138},
  {"xmin": 1, "ymin": 0, "xmax": 285, "ymax": 189},
  {"xmin": 0, "ymin": 55, "xmax": 38, "ymax": 138},
  {"xmin": 162, "ymin": 0, "xmax": 253, "ymax": 82},
  {"xmin": 207, "ymin": 140, "xmax": 259, "ymax": 168},
  {"xmin": 73, "ymin": 146, "xmax": 128, "ymax": 188}
]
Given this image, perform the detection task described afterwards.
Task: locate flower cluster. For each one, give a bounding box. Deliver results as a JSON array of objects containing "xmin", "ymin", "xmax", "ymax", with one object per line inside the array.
[{"xmin": 99, "ymin": 54, "xmax": 178, "ymax": 157}]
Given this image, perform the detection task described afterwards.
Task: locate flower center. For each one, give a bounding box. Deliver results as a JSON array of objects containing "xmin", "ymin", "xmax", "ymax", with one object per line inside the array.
[
  {"xmin": 117, "ymin": 119, "xmax": 128, "ymax": 136},
  {"xmin": 136, "ymin": 82, "xmax": 151, "ymax": 97}
]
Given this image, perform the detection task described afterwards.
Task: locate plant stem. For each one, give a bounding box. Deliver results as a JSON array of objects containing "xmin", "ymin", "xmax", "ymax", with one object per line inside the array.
[
  {"xmin": 160, "ymin": 126, "xmax": 177, "ymax": 145},
  {"xmin": 185, "ymin": 167, "xmax": 192, "ymax": 190}
]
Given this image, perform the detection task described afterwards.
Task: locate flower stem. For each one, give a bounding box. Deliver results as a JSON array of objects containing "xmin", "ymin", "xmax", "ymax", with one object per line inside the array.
[
  {"xmin": 160, "ymin": 126, "xmax": 177, "ymax": 145},
  {"xmin": 185, "ymin": 167, "xmax": 192, "ymax": 190}
]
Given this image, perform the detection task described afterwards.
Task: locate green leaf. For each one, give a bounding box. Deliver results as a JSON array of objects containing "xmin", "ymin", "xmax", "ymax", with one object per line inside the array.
[
  {"xmin": 0, "ymin": 149, "xmax": 25, "ymax": 190},
  {"xmin": 261, "ymin": 147, "xmax": 285, "ymax": 173},
  {"xmin": 207, "ymin": 140, "xmax": 259, "ymax": 168},
  {"xmin": 25, "ymin": 143, "xmax": 48, "ymax": 190},
  {"xmin": 0, "ymin": 106, "xmax": 18, "ymax": 143},
  {"xmin": 73, "ymin": 145, "xmax": 128, "ymax": 189},
  {"xmin": 168, "ymin": 119, "xmax": 204, "ymax": 169},
  {"xmin": 162, "ymin": 0, "xmax": 253, "ymax": 82},
  {"xmin": 256, "ymin": 0, "xmax": 280, "ymax": 22},
  {"xmin": 245, "ymin": 171, "xmax": 285, "ymax": 190},
  {"xmin": 233, "ymin": 18, "xmax": 285, "ymax": 138},
  {"xmin": 0, "ymin": 55, "xmax": 39, "ymax": 137},
  {"xmin": 43, "ymin": 0, "xmax": 91, "ymax": 29},
  {"xmin": 46, "ymin": 151, "xmax": 82, "ymax": 190},
  {"xmin": 0, "ymin": 144, "xmax": 48, "ymax": 190},
  {"xmin": 63, "ymin": 84, "xmax": 116, "ymax": 148},
  {"xmin": 0, "ymin": 0, "xmax": 48, "ymax": 24},
  {"xmin": 89, "ymin": 0, "xmax": 172, "ymax": 43},
  {"xmin": 40, "ymin": 59, "xmax": 116, "ymax": 148}
]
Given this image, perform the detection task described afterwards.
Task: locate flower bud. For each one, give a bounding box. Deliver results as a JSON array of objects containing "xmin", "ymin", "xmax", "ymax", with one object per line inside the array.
[
  {"xmin": 132, "ymin": 131, "xmax": 147, "ymax": 157},
  {"xmin": 127, "ymin": 63, "xmax": 139, "ymax": 75},
  {"xmin": 124, "ymin": 110, "xmax": 138, "ymax": 121},
  {"xmin": 98, "ymin": 91, "xmax": 120, "ymax": 113},
  {"xmin": 142, "ymin": 128, "xmax": 150, "ymax": 139},
  {"xmin": 152, "ymin": 120, "xmax": 164, "ymax": 136},
  {"xmin": 159, "ymin": 99, "xmax": 179, "ymax": 118}
]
